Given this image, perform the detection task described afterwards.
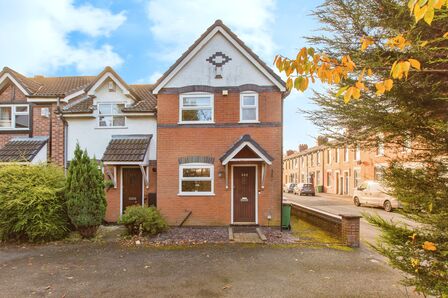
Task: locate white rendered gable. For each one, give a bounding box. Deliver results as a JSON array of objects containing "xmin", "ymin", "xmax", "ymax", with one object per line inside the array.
[
  {"xmin": 161, "ymin": 30, "xmax": 281, "ymax": 90},
  {"xmin": 93, "ymin": 79, "xmax": 134, "ymax": 105}
]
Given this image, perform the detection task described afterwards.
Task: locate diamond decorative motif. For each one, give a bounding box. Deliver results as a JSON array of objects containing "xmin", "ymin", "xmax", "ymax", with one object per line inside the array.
[{"xmin": 206, "ymin": 52, "xmax": 232, "ymax": 67}]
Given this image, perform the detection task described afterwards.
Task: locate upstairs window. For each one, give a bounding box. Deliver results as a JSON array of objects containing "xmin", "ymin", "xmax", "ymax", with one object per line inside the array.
[
  {"xmin": 0, "ymin": 105, "xmax": 29, "ymax": 130},
  {"xmin": 344, "ymin": 146, "xmax": 349, "ymax": 162},
  {"xmin": 98, "ymin": 103, "xmax": 125, "ymax": 127},
  {"xmin": 240, "ymin": 92, "xmax": 258, "ymax": 122},
  {"xmin": 355, "ymin": 145, "xmax": 361, "ymax": 161},
  {"xmin": 179, "ymin": 164, "xmax": 214, "ymax": 195},
  {"xmin": 179, "ymin": 94, "xmax": 213, "ymax": 123}
]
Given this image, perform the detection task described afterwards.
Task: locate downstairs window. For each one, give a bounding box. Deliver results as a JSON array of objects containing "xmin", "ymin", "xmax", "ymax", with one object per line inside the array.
[{"xmin": 179, "ymin": 164, "xmax": 214, "ymax": 195}]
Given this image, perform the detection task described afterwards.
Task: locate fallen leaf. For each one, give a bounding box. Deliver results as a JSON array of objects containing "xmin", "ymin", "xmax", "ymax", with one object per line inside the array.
[{"xmin": 422, "ymin": 241, "xmax": 437, "ymax": 251}]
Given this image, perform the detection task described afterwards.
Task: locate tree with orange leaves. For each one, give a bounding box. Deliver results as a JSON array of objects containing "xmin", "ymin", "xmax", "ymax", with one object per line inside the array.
[{"xmin": 277, "ymin": 0, "xmax": 448, "ymax": 295}]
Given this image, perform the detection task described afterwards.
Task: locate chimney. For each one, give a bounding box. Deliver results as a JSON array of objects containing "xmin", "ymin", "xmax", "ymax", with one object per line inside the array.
[
  {"xmin": 286, "ymin": 150, "xmax": 295, "ymax": 156},
  {"xmin": 298, "ymin": 144, "xmax": 308, "ymax": 152}
]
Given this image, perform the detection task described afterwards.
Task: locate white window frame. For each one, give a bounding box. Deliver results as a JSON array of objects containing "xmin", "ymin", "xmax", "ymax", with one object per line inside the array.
[
  {"xmin": 355, "ymin": 145, "xmax": 361, "ymax": 161},
  {"xmin": 0, "ymin": 104, "xmax": 29, "ymax": 130},
  {"xmin": 97, "ymin": 102, "xmax": 126, "ymax": 128},
  {"xmin": 344, "ymin": 146, "xmax": 349, "ymax": 162},
  {"xmin": 179, "ymin": 93, "xmax": 214, "ymax": 124},
  {"xmin": 178, "ymin": 163, "xmax": 214, "ymax": 196},
  {"xmin": 335, "ymin": 148, "xmax": 340, "ymax": 163},
  {"xmin": 327, "ymin": 149, "xmax": 332, "ymax": 164},
  {"xmin": 239, "ymin": 91, "xmax": 259, "ymax": 123}
]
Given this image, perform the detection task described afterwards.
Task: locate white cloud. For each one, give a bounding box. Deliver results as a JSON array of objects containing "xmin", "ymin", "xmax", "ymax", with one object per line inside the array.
[
  {"xmin": 146, "ymin": 0, "xmax": 276, "ymax": 62},
  {"xmin": 134, "ymin": 71, "xmax": 163, "ymax": 84},
  {"xmin": 0, "ymin": 0, "xmax": 126, "ymax": 75}
]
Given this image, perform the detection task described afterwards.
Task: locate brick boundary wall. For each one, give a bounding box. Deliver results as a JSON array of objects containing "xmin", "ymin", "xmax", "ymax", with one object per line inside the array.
[{"xmin": 290, "ymin": 203, "xmax": 361, "ymax": 247}]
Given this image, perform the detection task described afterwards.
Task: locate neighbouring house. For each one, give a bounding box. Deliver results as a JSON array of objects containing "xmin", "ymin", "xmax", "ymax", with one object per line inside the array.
[
  {"xmin": 283, "ymin": 138, "xmax": 416, "ymax": 196},
  {"xmin": 60, "ymin": 67, "xmax": 157, "ymax": 223},
  {"xmin": 0, "ymin": 20, "xmax": 288, "ymax": 227},
  {"xmin": 0, "ymin": 67, "xmax": 72, "ymax": 165}
]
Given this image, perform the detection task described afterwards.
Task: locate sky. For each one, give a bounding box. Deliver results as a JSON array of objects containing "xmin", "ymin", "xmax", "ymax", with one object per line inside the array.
[{"xmin": 0, "ymin": 0, "xmax": 325, "ymax": 151}]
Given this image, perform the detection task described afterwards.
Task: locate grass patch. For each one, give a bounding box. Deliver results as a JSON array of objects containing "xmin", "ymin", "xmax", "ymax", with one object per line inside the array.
[{"xmin": 290, "ymin": 215, "xmax": 352, "ymax": 251}]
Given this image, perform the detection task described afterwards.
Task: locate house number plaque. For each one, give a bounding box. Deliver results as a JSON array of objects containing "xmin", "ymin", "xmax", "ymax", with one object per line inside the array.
[{"xmin": 240, "ymin": 197, "xmax": 248, "ymax": 202}]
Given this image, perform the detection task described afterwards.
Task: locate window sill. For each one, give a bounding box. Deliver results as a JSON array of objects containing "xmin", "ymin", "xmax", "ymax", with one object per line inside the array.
[
  {"xmin": 177, "ymin": 122, "xmax": 215, "ymax": 125},
  {"xmin": 238, "ymin": 120, "xmax": 260, "ymax": 124},
  {"xmin": 95, "ymin": 126, "xmax": 128, "ymax": 129},
  {"xmin": 0, "ymin": 128, "xmax": 29, "ymax": 131},
  {"xmin": 177, "ymin": 193, "xmax": 215, "ymax": 197}
]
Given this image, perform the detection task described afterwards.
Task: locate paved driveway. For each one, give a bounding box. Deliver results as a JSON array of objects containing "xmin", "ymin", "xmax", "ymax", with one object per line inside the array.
[
  {"xmin": 284, "ymin": 192, "xmax": 416, "ymax": 244},
  {"xmin": 0, "ymin": 242, "xmax": 416, "ymax": 297}
]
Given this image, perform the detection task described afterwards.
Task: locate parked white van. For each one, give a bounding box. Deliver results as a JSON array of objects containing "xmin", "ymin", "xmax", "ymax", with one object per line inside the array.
[{"xmin": 353, "ymin": 180, "xmax": 401, "ymax": 212}]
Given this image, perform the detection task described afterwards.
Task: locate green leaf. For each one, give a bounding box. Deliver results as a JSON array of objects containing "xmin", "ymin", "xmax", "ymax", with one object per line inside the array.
[{"xmin": 335, "ymin": 86, "xmax": 349, "ymax": 98}]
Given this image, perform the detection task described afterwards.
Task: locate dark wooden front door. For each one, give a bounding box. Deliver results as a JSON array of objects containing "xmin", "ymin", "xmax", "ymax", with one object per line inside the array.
[
  {"xmin": 122, "ymin": 168, "xmax": 143, "ymax": 212},
  {"xmin": 233, "ymin": 166, "xmax": 256, "ymax": 223}
]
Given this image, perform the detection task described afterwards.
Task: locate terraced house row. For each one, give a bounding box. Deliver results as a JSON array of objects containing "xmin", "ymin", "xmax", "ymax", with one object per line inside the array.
[
  {"xmin": 0, "ymin": 20, "xmax": 288, "ymax": 227},
  {"xmin": 283, "ymin": 139, "xmax": 415, "ymax": 197}
]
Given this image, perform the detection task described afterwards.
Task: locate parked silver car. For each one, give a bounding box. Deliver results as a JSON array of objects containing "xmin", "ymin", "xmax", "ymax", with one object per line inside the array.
[
  {"xmin": 283, "ymin": 183, "xmax": 296, "ymax": 193},
  {"xmin": 353, "ymin": 180, "xmax": 401, "ymax": 212},
  {"xmin": 293, "ymin": 183, "xmax": 315, "ymax": 196}
]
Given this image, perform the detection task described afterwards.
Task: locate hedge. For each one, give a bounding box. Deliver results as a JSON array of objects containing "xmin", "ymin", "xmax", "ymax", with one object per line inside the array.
[{"xmin": 0, "ymin": 164, "xmax": 69, "ymax": 242}]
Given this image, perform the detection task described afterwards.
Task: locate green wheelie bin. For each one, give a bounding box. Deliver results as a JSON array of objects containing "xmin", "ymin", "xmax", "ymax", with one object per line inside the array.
[{"xmin": 282, "ymin": 203, "xmax": 291, "ymax": 230}]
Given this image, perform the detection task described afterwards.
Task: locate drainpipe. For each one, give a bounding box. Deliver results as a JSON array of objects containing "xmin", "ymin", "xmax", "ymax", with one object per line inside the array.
[
  {"xmin": 280, "ymin": 93, "xmax": 284, "ymax": 230},
  {"xmin": 48, "ymin": 102, "xmax": 54, "ymax": 162}
]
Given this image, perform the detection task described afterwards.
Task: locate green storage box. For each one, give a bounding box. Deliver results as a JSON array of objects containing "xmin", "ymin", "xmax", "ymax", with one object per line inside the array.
[{"xmin": 282, "ymin": 203, "xmax": 291, "ymax": 230}]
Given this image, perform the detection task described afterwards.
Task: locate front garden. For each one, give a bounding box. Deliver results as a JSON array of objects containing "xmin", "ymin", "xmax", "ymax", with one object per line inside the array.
[
  {"xmin": 0, "ymin": 144, "xmax": 303, "ymax": 247},
  {"xmin": 0, "ymin": 144, "xmax": 168, "ymax": 244}
]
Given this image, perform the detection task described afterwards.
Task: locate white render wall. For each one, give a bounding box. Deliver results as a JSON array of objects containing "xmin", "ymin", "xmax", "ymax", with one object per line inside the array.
[
  {"xmin": 66, "ymin": 79, "xmax": 157, "ymax": 162},
  {"xmin": 31, "ymin": 144, "xmax": 47, "ymax": 164},
  {"xmin": 165, "ymin": 32, "xmax": 273, "ymax": 88},
  {"xmin": 66, "ymin": 116, "xmax": 157, "ymax": 161}
]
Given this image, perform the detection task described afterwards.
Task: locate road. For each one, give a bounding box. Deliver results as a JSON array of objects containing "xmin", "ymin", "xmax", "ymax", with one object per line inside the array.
[{"xmin": 284, "ymin": 192, "xmax": 416, "ymax": 245}]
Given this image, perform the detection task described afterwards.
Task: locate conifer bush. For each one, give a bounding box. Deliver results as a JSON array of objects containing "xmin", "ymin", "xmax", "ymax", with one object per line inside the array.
[
  {"xmin": 119, "ymin": 206, "xmax": 168, "ymax": 236},
  {"xmin": 0, "ymin": 164, "xmax": 68, "ymax": 242},
  {"xmin": 66, "ymin": 144, "xmax": 107, "ymax": 238}
]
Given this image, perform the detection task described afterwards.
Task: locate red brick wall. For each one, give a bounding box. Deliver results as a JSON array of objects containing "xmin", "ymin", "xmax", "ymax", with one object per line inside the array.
[
  {"xmin": 157, "ymin": 90, "xmax": 282, "ymax": 226},
  {"xmin": 29, "ymin": 104, "xmax": 65, "ymax": 167},
  {"xmin": 104, "ymin": 164, "xmax": 158, "ymax": 222},
  {"xmin": 0, "ymin": 83, "xmax": 27, "ymax": 103},
  {"xmin": 0, "ymin": 82, "xmax": 30, "ymax": 148}
]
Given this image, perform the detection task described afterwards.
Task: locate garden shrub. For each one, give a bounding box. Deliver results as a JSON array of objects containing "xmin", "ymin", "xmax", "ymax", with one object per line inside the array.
[
  {"xmin": 66, "ymin": 144, "xmax": 107, "ymax": 238},
  {"xmin": 0, "ymin": 164, "xmax": 68, "ymax": 242},
  {"xmin": 119, "ymin": 206, "xmax": 168, "ymax": 236}
]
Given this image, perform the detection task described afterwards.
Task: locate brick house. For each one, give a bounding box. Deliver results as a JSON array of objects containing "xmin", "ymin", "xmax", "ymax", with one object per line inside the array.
[
  {"xmin": 0, "ymin": 20, "xmax": 288, "ymax": 227},
  {"xmin": 0, "ymin": 67, "xmax": 80, "ymax": 165},
  {"xmin": 153, "ymin": 20, "xmax": 287, "ymax": 226},
  {"xmin": 283, "ymin": 139, "xmax": 413, "ymax": 196}
]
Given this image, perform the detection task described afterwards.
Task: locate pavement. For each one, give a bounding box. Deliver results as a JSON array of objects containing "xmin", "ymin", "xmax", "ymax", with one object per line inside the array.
[
  {"xmin": 283, "ymin": 192, "xmax": 416, "ymax": 245},
  {"xmin": 0, "ymin": 242, "xmax": 417, "ymax": 297}
]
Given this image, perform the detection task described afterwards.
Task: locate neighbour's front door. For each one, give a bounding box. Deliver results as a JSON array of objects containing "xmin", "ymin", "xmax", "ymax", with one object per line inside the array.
[
  {"xmin": 122, "ymin": 168, "xmax": 143, "ymax": 213},
  {"xmin": 233, "ymin": 166, "xmax": 256, "ymax": 223}
]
